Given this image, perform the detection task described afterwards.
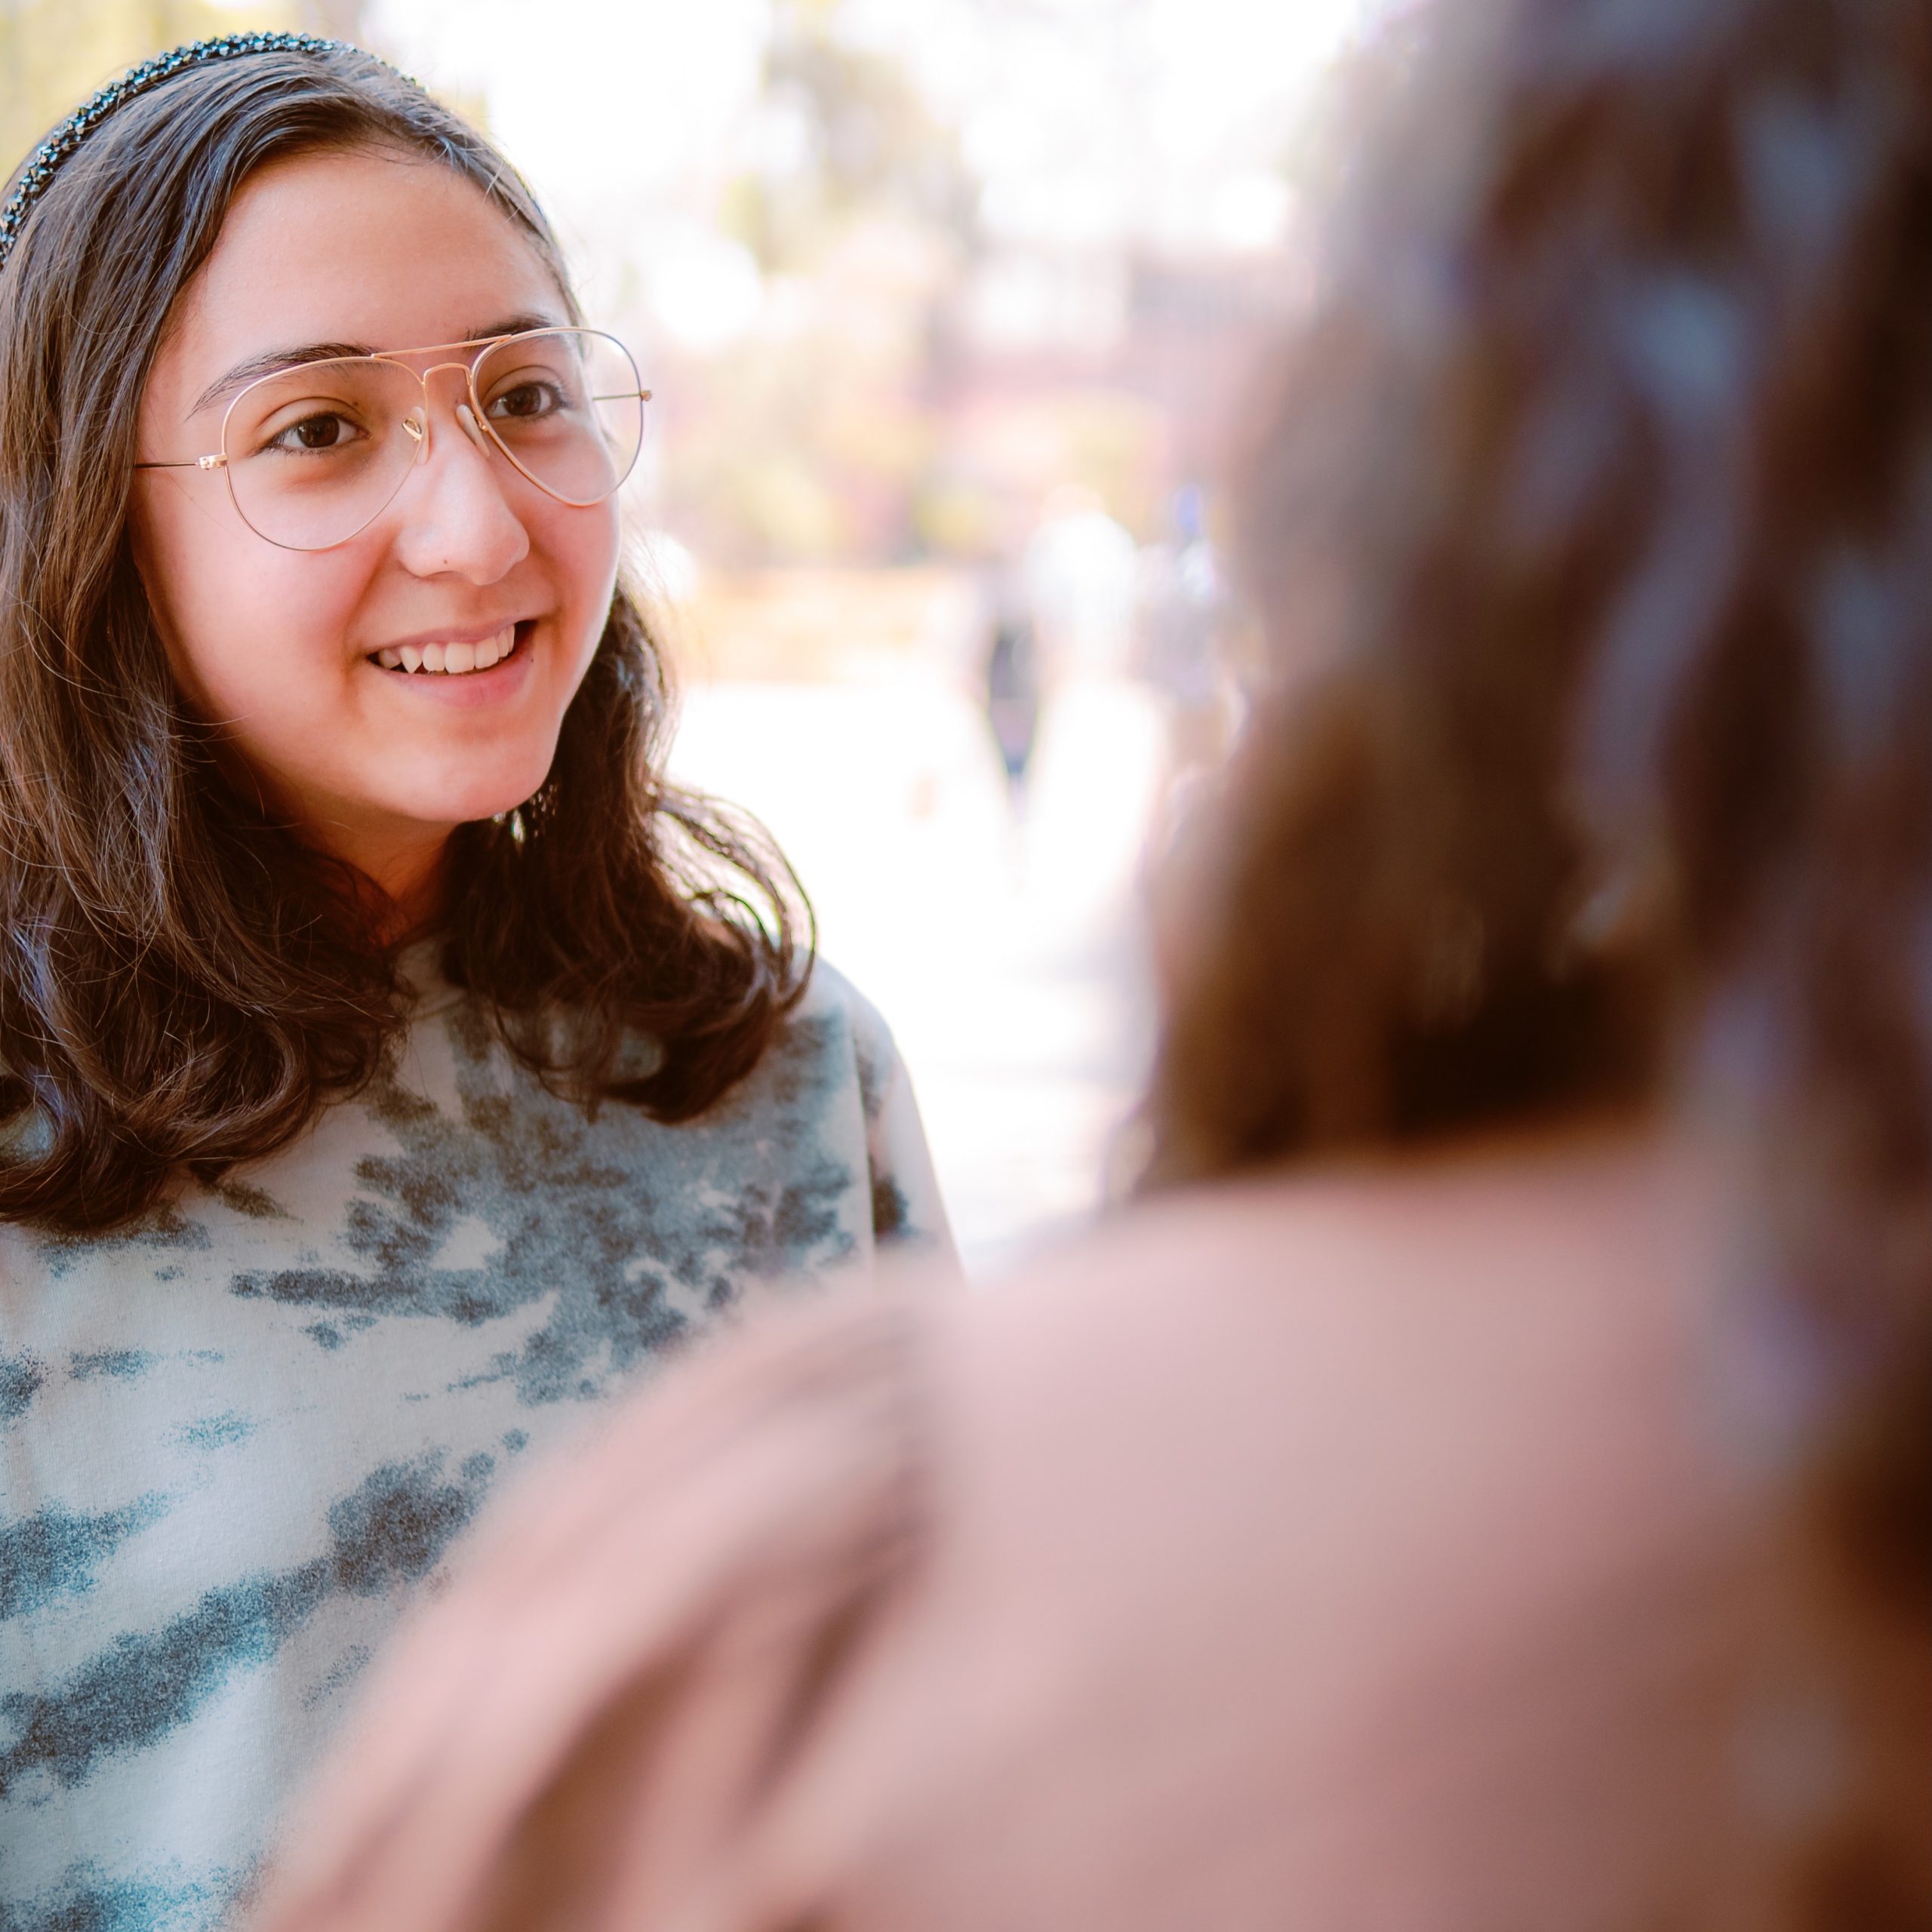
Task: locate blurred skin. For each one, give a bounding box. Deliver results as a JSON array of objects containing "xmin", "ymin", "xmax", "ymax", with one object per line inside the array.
[{"xmin": 130, "ymin": 147, "xmax": 621, "ymax": 930}]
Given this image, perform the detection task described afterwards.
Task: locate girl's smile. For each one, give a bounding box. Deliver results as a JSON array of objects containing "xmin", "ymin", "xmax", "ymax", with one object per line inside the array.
[
  {"xmin": 364, "ymin": 618, "xmax": 540, "ymax": 713},
  {"xmin": 368, "ymin": 617, "xmax": 525, "ymax": 675}
]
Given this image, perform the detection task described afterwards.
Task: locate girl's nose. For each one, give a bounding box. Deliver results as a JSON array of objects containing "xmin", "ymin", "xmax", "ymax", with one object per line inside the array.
[{"xmin": 390, "ymin": 398, "xmax": 531, "ymax": 584}]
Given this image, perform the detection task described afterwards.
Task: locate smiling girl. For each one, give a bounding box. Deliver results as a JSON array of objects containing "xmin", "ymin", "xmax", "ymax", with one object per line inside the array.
[{"xmin": 0, "ymin": 35, "xmax": 949, "ymax": 1930}]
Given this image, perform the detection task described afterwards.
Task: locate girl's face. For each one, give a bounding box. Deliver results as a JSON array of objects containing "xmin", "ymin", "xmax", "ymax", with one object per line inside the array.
[{"xmin": 131, "ymin": 146, "xmax": 620, "ymax": 898}]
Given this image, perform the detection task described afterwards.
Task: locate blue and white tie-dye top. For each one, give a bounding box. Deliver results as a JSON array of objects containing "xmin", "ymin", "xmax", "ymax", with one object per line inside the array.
[{"xmin": 0, "ymin": 951, "xmax": 949, "ymax": 1932}]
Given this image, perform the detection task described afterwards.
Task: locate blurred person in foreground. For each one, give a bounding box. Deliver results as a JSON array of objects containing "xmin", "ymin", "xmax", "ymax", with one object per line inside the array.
[{"xmin": 252, "ymin": 0, "xmax": 1930, "ymax": 1924}]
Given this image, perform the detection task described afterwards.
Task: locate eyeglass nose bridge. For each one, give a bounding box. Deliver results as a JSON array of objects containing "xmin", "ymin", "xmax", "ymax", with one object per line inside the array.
[{"xmin": 393, "ymin": 358, "xmax": 500, "ymax": 469}]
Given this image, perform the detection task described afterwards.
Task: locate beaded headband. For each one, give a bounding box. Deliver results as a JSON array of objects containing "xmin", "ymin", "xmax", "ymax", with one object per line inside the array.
[{"xmin": 0, "ymin": 32, "xmax": 418, "ymax": 272}]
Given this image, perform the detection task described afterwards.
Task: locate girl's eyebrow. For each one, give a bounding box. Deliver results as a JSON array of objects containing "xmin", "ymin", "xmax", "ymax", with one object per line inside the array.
[
  {"xmin": 192, "ymin": 341, "xmax": 371, "ymax": 416},
  {"xmin": 188, "ymin": 313, "xmax": 567, "ymax": 417}
]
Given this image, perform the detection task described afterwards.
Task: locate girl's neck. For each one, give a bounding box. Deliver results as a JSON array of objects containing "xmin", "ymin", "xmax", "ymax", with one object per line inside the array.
[
  {"xmin": 372, "ymin": 847, "xmax": 449, "ymax": 946},
  {"xmin": 227, "ymin": 751, "xmax": 454, "ymax": 946},
  {"xmin": 374, "ymin": 866, "xmax": 447, "ymax": 947},
  {"xmin": 321, "ymin": 826, "xmax": 451, "ymax": 947}
]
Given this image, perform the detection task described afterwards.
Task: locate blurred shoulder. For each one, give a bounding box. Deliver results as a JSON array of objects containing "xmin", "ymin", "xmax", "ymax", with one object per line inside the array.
[
  {"xmin": 949, "ymin": 1125, "xmax": 1724, "ymax": 1372},
  {"xmin": 914, "ymin": 1128, "xmax": 1738, "ymax": 1558}
]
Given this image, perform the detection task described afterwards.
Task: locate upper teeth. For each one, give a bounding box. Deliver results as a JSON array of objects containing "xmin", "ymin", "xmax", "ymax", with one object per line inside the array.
[{"xmin": 376, "ymin": 626, "xmax": 517, "ymax": 675}]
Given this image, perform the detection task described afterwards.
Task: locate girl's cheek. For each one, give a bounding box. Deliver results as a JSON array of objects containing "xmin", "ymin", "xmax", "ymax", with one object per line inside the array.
[
  {"xmin": 186, "ymin": 582, "xmax": 369, "ymax": 737},
  {"xmin": 557, "ymin": 501, "xmax": 623, "ymax": 646},
  {"xmin": 129, "ymin": 491, "xmax": 329, "ymax": 693}
]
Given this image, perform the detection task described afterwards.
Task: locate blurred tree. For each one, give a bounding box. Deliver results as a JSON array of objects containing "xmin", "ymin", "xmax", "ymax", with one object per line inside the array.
[
  {"xmin": 1, "ymin": 0, "xmax": 366, "ymax": 175},
  {"xmin": 721, "ymin": 0, "xmax": 978, "ymax": 278},
  {"xmin": 673, "ymin": 0, "xmax": 1174, "ymax": 568},
  {"xmin": 662, "ymin": 0, "xmax": 980, "ymax": 565}
]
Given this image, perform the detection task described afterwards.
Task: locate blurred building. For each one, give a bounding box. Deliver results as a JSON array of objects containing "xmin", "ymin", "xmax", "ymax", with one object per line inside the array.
[
  {"xmin": 595, "ymin": 0, "xmax": 1334, "ymax": 572},
  {"xmin": 924, "ymin": 241, "xmax": 1300, "ymax": 558}
]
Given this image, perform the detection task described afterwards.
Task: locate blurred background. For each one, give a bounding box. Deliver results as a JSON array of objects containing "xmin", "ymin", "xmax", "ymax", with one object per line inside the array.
[{"xmin": 4, "ymin": 0, "xmax": 1390, "ymax": 1272}]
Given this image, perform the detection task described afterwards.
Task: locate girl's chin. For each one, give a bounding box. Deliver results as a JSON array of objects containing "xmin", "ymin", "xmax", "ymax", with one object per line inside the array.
[
  {"xmin": 370, "ymin": 770, "xmax": 555, "ymax": 837},
  {"xmin": 368, "ymin": 735, "xmax": 565, "ymax": 832}
]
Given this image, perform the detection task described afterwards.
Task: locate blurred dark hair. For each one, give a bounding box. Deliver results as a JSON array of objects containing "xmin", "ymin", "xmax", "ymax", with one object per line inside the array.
[
  {"xmin": 0, "ymin": 45, "xmax": 809, "ymax": 1233},
  {"xmin": 1144, "ymin": 0, "xmax": 1928, "ymax": 1914}
]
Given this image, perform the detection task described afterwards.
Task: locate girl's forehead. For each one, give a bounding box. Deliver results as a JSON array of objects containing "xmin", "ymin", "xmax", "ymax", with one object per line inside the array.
[{"xmin": 149, "ymin": 147, "xmax": 565, "ymax": 420}]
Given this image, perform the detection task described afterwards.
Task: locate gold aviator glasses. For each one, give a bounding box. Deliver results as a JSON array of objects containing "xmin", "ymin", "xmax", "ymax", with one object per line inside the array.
[{"xmin": 135, "ymin": 327, "xmax": 650, "ymax": 552}]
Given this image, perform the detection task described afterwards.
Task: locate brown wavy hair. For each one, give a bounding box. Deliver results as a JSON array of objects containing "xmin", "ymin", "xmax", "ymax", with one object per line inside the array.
[
  {"xmin": 0, "ymin": 45, "xmax": 810, "ymax": 1234},
  {"xmin": 1145, "ymin": 0, "xmax": 1928, "ymax": 1916}
]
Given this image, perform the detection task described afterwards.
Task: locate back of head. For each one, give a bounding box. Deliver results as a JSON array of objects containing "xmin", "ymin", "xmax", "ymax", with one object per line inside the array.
[{"xmin": 1144, "ymin": 0, "xmax": 1929, "ymax": 1913}]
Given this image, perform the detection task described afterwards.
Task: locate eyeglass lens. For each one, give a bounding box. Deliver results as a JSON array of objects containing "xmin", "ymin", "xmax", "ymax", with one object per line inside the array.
[{"xmin": 220, "ymin": 330, "xmax": 645, "ymax": 550}]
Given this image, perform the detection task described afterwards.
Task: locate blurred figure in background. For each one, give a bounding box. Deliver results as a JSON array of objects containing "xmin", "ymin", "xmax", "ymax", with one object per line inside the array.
[
  {"xmin": 254, "ymin": 0, "xmax": 1929, "ymax": 1925},
  {"xmin": 977, "ymin": 562, "xmax": 1042, "ymax": 802}
]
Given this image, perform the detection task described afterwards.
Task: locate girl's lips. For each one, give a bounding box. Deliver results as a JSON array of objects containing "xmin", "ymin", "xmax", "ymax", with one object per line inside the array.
[
  {"xmin": 367, "ymin": 620, "xmax": 539, "ymax": 703},
  {"xmin": 369, "ymin": 620, "xmax": 522, "ymax": 677}
]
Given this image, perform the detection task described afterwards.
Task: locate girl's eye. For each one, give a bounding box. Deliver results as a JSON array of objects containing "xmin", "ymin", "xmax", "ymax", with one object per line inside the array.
[
  {"xmin": 268, "ymin": 412, "xmax": 361, "ymax": 454},
  {"xmin": 486, "ymin": 380, "xmax": 563, "ymax": 423}
]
